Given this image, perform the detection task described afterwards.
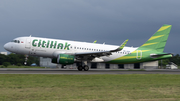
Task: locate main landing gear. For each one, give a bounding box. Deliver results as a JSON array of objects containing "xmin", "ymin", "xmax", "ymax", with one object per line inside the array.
[
  {"xmin": 77, "ymin": 65, "xmax": 89, "ymax": 71},
  {"xmin": 61, "ymin": 65, "xmax": 66, "ymax": 68},
  {"xmin": 77, "ymin": 61, "xmax": 89, "ymax": 71}
]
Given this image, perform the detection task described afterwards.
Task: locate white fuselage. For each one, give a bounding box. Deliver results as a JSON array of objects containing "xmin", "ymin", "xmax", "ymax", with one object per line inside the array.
[{"xmin": 4, "ymin": 36, "xmax": 138, "ymax": 62}]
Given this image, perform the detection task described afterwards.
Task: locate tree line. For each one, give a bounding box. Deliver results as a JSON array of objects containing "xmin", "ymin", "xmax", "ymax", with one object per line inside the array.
[{"xmin": 0, "ymin": 53, "xmax": 39, "ymax": 67}]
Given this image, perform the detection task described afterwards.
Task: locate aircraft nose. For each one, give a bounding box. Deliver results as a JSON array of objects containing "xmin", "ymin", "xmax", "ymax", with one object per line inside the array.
[
  {"xmin": 4, "ymin": 43, "xmax": 9, "ymax": 51},
  {"xmin": 4, "ymin": 43, "xmax": 11, "ymax": 51}
]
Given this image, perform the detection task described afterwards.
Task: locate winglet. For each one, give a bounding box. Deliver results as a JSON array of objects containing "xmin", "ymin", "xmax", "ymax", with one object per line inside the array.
[
  {"xmin": 93, "ymin": 40, "xmax": 97, "ymax": 43},
  {"xmin": 119, "ymin": 39, "xmax": 128, "ymax": 50},
  {"xmin": 110, "ymin": 39, "xmax": 128, "ymax": 52}
]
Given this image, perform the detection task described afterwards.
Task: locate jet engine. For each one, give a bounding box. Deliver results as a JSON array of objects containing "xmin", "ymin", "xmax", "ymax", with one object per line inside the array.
[{"xmin": 52, "ymin": 54, "xmax": 75, "ymax": 65}]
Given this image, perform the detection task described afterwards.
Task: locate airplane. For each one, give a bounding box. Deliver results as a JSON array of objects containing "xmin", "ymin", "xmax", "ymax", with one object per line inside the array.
[{"xmin": 4, "ymin": 24, "xmax": 172, "ymax": 71}]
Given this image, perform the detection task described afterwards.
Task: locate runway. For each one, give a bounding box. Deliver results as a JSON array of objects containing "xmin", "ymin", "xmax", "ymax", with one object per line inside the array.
[{"xmin": 0, "ymin": 68, "xmax": 180, "ymax": 74}]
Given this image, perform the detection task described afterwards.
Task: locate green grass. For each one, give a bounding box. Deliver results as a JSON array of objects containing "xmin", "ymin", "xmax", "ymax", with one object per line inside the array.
[
  {"xmin": 0, "ymin": 74, "xmax": 180, "ymax": 101},
  {"xmin": 0, "ymin": 65, "xmax": 45, "ymax": 68}
]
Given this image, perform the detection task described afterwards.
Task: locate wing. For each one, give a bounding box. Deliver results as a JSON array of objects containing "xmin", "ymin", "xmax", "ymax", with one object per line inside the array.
[{"xmin": 74, "ymin": 39, "xmax": 128, "ymax": 60}]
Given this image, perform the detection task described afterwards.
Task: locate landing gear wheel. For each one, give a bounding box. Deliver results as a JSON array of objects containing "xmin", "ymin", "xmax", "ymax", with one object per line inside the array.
[
  {"xmin": 77, "ymin": 66, "xmax": 83, "ymax": 71},
  {"xmin": 84, "ymin": 65, "xmax": 89, "ymax": 71},
  {"xmin": 61, "ymin": 65, "xmax": 66, "ymax": 68}
]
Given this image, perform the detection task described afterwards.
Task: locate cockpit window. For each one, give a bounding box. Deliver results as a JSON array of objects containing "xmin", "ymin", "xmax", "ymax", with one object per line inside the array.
[{"xmin": 12, "ymin": 40, "xmax": 20, "ymax": 43}]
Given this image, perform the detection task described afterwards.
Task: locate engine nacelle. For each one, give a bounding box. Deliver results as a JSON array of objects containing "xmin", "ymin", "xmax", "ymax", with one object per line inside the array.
[{"xmin": 52, "ymin": 54, "xmax": 75, "ymax": 65}]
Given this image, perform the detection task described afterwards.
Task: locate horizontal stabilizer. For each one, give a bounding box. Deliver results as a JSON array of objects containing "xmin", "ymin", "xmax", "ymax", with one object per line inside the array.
[{"xmin": 150, "ymin": 53, "xmax": 173, "ymax": 58}]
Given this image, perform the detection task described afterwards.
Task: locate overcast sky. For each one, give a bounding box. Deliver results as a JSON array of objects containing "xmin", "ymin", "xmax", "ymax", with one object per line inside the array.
[{"xmin": 0, "ymin": 0, "xmax": 180, "ymax": 54}]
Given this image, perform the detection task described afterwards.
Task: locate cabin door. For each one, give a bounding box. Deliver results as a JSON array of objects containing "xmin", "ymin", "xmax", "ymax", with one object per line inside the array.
[{"xmin": 25, "ymin": 38, "xmax": 31, "ymax": 49}]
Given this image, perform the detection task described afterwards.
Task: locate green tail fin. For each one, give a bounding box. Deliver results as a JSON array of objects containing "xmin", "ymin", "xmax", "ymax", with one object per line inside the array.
[{"xmin": 140, "ymin": 24, "xmax": 172, "ymax": 52}]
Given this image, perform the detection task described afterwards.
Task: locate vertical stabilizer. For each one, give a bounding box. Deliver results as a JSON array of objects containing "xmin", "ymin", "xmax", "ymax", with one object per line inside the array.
[{"xmin": 140, "ymin": 24, "xmax": 172, "ymax": 52}]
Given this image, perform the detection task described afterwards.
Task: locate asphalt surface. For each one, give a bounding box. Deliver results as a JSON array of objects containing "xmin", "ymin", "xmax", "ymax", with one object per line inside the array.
[{"xmin": 0, "ymin": 68, "xmax": 180, "ymax": 74}]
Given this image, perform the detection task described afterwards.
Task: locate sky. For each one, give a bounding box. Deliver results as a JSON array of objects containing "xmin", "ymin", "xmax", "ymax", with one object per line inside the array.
[{"xmin": 0, "ymin": 0, "xmax": 180, "ymax": 54}]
